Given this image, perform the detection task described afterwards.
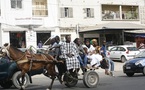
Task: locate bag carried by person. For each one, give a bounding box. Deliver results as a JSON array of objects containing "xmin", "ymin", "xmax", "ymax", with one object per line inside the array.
[{"xmin": 100, "ymin": 58, "xmax": 109, "ymax": 69}]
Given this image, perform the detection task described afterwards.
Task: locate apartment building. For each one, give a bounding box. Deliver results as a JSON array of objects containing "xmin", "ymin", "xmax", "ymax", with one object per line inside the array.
[
  {"xmin": 0, "ymin": 0, "xmax": 145, "ymax": 48},
  {"xmin": 58, "ymin": 0, "xmax": 145, "ymax": 46},
  {"xmin": 0, "ymin": 0, "xmax": 59, "ymax": 48}
]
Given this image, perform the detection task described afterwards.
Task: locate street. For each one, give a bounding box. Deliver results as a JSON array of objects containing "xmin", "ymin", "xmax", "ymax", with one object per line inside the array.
[{"xmin": 1, "ymin": 61, "xmax": 145, "ymax": 90}]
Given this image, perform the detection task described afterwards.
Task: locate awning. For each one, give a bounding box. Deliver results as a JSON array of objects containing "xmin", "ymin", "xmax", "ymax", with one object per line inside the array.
[
  {"xmin": 2, "ymin": 25, "xmax": 28, "ymax": 31},
  {"xmin": 124, "ymin": 30, "xmax": 145, "ymax": 33},
  {"xmin": 79, "ymin": 22, "xmax": 145, "ymax": 32},
  {"xmin": 100, "ymin": 22, "xmax": 145, "ymax": 29},
  {"xmin": 135, "ymin": 34, "xmax": 145, "ymax": 38},
  {"xmin": 125, "ymin": 30, "xmax": 145, "ymax": 38}
]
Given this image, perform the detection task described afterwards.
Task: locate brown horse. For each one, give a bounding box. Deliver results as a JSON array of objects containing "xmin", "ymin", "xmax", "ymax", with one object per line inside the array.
[{"xmin": 1, "ymin": 43, "xmax": 59, "ymax": 90}]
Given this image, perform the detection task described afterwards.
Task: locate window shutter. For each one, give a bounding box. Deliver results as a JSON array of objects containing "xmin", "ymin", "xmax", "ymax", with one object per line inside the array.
[
  {"xmin": 90, "ymin": 8, "xmax": 94, "ymax": 18},
  {"xmin": 83, "ymin": 8, "xmax": 87, "ymax": 18},
  {"xmin": 17, "ymin": 0, "xmax": 22, "ymax": 8},
  {"xmin": 83, "ymin": 8, "xmax": 87, "ymax": 13},
  {"xmin": 140, "ymin": 6, "xmax": 145, "ymax": 24},
  {"xmin": 60, "ymin": 7, "xmax": 65, "ymax": 18},
  {"xmin": 11, "ymin": 0, "xmax": 16, "ymax": 8},
  {"xmin": 69, "ymin": 8, "xmax": 73, "ymax": 18}
]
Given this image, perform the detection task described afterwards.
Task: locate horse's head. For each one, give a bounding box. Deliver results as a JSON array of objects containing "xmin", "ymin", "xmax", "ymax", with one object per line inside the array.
[{"xmin": 0, "ymin": 43, "xmax": 11, "ymax": 57}]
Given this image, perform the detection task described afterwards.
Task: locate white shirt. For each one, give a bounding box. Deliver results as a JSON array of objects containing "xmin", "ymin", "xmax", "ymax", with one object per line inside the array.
[{"xmin": 90, "ymin": 53, "xmax": 102, "ymax": 67}]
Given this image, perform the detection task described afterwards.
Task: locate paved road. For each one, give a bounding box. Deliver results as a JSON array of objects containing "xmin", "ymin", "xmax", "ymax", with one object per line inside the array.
[{"xmin": 1, "ymin": 61, "xmax": 145, "ymax": 90}]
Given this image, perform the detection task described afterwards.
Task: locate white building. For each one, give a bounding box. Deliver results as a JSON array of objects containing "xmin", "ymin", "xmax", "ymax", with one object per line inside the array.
[
  {"xmin": 0, "ymin": 0, "xmax": 145, "ymax": 48},
  {"xmin": 0, "ymin": 0, "xmax": 59, "ymax": 48}
]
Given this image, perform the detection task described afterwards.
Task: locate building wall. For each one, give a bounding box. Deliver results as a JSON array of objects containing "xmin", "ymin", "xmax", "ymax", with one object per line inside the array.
[
  {"xmin": 59, "ymin": 0, "xmax": 144, "ymax": 27},
  {"xmin": 0, "ymin": 0, "xmax": 145, "ymax": 47},
  {"xmin": 0, "ymin": 0, "xmax": 59, "ymax": 47}
]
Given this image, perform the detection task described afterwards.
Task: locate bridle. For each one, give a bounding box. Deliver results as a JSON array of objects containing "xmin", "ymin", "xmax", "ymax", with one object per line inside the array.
[{"xmin": 1, "ymin": 44, "xmax": 12, "ymax": 59}]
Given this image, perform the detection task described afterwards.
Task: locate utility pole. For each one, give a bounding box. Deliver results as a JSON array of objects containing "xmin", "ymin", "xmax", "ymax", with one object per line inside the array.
[{"xmin": 76, "ymin": 24, "xmax": 79, "ymax": 38}]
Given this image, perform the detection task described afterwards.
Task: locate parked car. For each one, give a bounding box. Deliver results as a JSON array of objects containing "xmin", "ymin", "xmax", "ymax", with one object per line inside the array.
[
  {"xmin": 0, "ymin": 49, "xmax": 44, "ymax": 89},
  {"xmin": 123, "ymin": 51, "xmax": 145, "ymax": 77},
  {"xmin": 107, "ymin": 45, "xmax": 140, "ymax": 62}
]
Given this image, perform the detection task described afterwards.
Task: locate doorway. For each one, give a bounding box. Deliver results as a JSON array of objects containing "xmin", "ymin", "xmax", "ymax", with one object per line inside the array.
[{"xmin": 36, "ymin": 32, "xmax": 51, "ymax": 45}]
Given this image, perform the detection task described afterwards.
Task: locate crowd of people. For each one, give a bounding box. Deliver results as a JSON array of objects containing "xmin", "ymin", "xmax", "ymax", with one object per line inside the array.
[{"xmin": 47, "ymin": 35, "xmax": 115, "ymax": 78}]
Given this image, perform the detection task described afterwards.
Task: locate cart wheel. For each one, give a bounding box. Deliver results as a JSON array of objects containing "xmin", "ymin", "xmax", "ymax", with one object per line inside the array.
[
  {"xmin": 83, "ymin": 70, "xmax": 99, "ymax": 88},
  {"xmin": 63, "ymin": 72, "xmax": 78, "ymax": 87},
  {"xmin": 12, "ymin": 71, "xmax": 30, "ymax": 89}
]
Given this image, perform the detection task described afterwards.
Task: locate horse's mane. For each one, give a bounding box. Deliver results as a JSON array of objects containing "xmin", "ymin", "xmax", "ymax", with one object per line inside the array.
[{"xmin": 4, "ymin": 43, "xmax": 23, "ymax": 53}]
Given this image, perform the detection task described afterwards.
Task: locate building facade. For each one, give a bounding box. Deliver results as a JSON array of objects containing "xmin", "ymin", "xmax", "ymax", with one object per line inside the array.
[
  {"xmin": 0, "ymin": 0, "xmax": 145, "ymax": 48},
  {"xmin": 0, "ymin": 0, "xmax": 60, "ymax": 48}
]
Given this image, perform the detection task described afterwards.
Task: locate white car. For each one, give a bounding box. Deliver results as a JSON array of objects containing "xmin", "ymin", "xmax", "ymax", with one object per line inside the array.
[{"xmin": 107, "ymin": 45, "xmax": 140, "ymax": 63}]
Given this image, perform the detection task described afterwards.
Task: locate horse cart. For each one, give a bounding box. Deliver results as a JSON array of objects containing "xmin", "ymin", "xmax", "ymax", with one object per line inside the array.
[
  {"xmin": 0, "ymin": 44, "xmax": 99, "ymax": 90},
  {"xmin": 61, "ymin": 67, "xmax": 99, "ymax": 88}
]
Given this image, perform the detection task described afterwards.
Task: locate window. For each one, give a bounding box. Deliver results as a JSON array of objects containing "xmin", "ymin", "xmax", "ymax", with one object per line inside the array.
[
  {"xmin": 118, "ymin": 47, "xmax": 125, "ymax": 51},
  {"xmin": 11, "ymin": 0, "xmax": 22, "ymax": 9},
  {"xmin": 60, "ymin": 7, "xmax": 73, "ymax": 18},
  {"xmin": 83, "ymin": 8, "xmax": 94, "ymax": 18},
  {"xmin": 122, "ymin": 6, "xmax": 139, "ymax": 20},
  {"xmin": 110, "ymin": 47, "xmax": 118, "ymax": 51},
  {"xmin": 102, "ymin": 5, "xmax": 120, "ymax": 20},
  {"xmin": 32, "ymin": 0, "xmax": 48, "ymax": 17}
]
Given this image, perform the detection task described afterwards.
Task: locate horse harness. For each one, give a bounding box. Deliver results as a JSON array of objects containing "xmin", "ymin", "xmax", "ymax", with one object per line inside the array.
[{"xmin": 1, "ymin": 45, "xmax": 47, "ymax": 71}]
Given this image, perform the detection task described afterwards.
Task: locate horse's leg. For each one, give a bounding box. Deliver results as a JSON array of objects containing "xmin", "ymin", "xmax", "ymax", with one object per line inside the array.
[
  {"xmin": 17, "ymin": 73, "xmax": 22, "ymax": 86},
  {"xmin": 46, "ymin": 76, "xmax": 56, "ymax": 90},
  {"xmin": 19, "ymin": 70, "xmax": 26, "ymax": 90},
  {"xmin": 45, "ymin": 63, "xmax": 57, "ymax": 90}
]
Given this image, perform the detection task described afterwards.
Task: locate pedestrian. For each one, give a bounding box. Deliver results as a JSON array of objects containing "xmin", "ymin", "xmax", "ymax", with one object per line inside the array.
[
  {"xmin": 38, "ymin": 41, "xmax": 43, "ymax": 48},
  {"xmin": 60, "ymin": 35, "xmax": 80, "ymax": 74}
]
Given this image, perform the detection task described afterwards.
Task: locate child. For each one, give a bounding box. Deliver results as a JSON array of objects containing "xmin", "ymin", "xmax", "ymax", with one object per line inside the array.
[{"xmin": 90, "ymin": 49, "xmax": 102, "ymax": 69}]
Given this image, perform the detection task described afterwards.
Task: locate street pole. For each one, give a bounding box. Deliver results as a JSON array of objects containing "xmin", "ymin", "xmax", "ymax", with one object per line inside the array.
[{"xmin": 76, "ymin": 24, "xmax": 79, "ymax": 38}]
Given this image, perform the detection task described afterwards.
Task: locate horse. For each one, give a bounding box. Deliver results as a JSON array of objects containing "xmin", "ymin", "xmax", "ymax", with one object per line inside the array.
[{"xmin": 0, "ymin": 43, "xmax": 61, "ymax": 90}]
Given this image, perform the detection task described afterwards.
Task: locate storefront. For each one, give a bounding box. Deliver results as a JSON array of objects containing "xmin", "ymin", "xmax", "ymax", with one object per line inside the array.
[
  {"xmin": 125, "ymin": 30, "xmax": 145, "ymax": 48},
  {"xmin": 1, "ymin": 23, "xmax": 55, "ymax": 48},
  {"xmin": 79, "ymin": 22, "xmax": 145, "ymax": 46}
]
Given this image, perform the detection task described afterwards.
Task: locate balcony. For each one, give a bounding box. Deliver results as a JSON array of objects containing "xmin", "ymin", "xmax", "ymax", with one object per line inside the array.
[
  {"xmin": 102, "ymin": 5, "xmax": 139, "ymax": 21},
  {"xmin": 102, "ymin": 10, "xmax": 139, "ymax": 21}
]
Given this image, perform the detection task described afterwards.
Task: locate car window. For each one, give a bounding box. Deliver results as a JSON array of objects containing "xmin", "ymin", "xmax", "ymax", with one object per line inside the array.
[
  {"xmin": 118, "ymin": 47, "xmax": 125, "ymax": 51},
  {"xmin": 110, "ymin": 47, "xmax": 117, "ymax": 51},
  {"xmin": 127, "ymin": 47, "xmax": 138, "ymax": 51}
]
